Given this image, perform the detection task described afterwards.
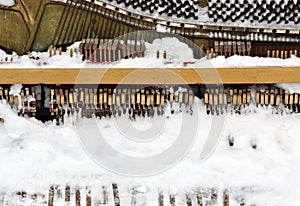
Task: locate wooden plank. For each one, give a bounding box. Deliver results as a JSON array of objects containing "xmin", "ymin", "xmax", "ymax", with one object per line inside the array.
[{"xmin": 0, "ymin": 67, "xmax": 300, "ymax": 84}]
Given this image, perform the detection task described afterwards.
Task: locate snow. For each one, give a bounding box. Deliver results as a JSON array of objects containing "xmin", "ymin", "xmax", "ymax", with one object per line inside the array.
[
  {"xmin": 1, "ymin": 94, "xmax": 300, "ymax": 205},
  {"xmin": 277, "ymin": 84, "xmax": 300, "ymax": 93},
  {"xmin": 0, "ymin": 0, "xmax": 14, "ymax": 6},
  {"xmin": 53, "ymin": 0, "xmax": 300, "ymax": 30},
  {"xmin": 1, "ymin": 39, "xmax": 300, "ymax": 69},
  {"xmin": 8, "ymin": 84, "xmax": 22, "ymax": 95},
  {"xmin": 156, "ymin": 24, "xmax": 170, "ymax": 33},
  {"xmin": 205, "ymin": 55, "xmax": 300, "ymax": 68},
  {"xmin": 96, "ymin": 0, "xmax": 299, "ymax": 30}
]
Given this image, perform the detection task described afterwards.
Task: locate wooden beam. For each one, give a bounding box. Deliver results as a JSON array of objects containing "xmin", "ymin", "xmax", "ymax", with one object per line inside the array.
[{"xmin": 0, "ymin": 67, "xmax": 300, "ymax": 84}]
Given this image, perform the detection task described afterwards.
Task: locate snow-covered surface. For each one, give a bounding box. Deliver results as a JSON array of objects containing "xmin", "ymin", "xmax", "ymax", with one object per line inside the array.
[
  {"xmin": 1, "ymin": 96, "xmax": 300, "ymax": 205},
  {"xmin": 0, "ymin": 0, "xmax": 14, "ymax": 6},
  {"xmin": 277, "ymin": 84, "xmax": 300, "ymax": 93},
  {"xmin": 204, "ymin": 55, "xmax": 300, "ymax": 68},
  {"xmin": 98, "ymin": 0, "xmax": 299, "ymax": 30},
  {"xmin": 1, "ymin": 38, "xmax": 300, "ymax": 68},
  {"xmin": 52, "ymin": 0, "xmax": 300, "ymax": 30}
]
